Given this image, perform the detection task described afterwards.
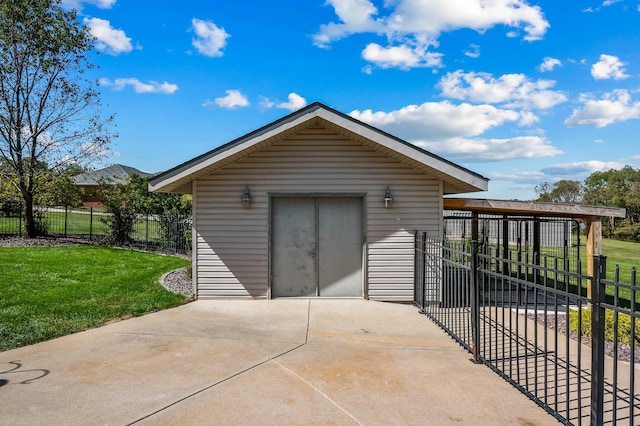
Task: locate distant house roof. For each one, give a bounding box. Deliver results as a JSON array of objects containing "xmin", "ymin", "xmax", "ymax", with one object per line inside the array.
[
  {"xmin": 149, "ymin": 102, "xmax": 489, "ymax": 194},
  {"xmin": 72, "ymin": 164, "xmax": 154, "ymax": 186}
]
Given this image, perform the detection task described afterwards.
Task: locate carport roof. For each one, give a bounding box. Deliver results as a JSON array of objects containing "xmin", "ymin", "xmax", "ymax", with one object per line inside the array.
[
  {"xmin": 149, "ymin": 102, "xmax": 489, "ymax": 194},
  {"xmin": 444, "ymin": 197, "xmax": 627, "ymax": 219}
]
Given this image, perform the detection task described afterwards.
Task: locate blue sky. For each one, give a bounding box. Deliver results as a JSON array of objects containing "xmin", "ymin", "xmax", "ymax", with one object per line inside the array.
[{"xmin": 64, "ymin": 0, "xmax": 640, "ymax": 200}]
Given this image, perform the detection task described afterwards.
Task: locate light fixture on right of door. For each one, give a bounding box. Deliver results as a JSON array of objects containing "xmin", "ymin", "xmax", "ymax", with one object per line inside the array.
[{"xmin": 383, "ymin": 186, "xmax": 393, "ymax": 208}]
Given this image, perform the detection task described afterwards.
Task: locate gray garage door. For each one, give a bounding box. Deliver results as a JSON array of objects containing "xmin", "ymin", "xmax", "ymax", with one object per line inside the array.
[{"xmin": 271, "ymin": 197, "xmax": 363, "ymax": 298}]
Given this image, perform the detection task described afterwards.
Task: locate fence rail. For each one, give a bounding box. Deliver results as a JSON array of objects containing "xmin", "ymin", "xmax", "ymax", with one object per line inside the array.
[
  {"xmin": 414, "ymin": 232, "xmax": 639, "ymax": 426},
  {"xmin": 0, "ymin": 206, "xmax": 192, "ymax": 254}
]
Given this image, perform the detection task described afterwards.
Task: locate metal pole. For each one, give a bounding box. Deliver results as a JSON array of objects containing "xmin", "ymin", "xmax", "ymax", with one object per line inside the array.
[
  {"xmin": 420, "ymin": 231, "xmax": 427, "ymax": 312},
  {"xmin": 64, "ymin": 206, "xmax": 68, "ymax": 236},
  {"xmin": 414, "ymin": 230, "xmax": 419, "ymax": 307},
  {"xmin": 470, "ymin": 240, "xmax": 481, "ymax": 363},
  {"xmin": 590, "ymin": 254, "xmax": 606, "ymax": 426},
  {"xmin": 89, "ymin": 207, "xmax": 93, "ymax": 240}
]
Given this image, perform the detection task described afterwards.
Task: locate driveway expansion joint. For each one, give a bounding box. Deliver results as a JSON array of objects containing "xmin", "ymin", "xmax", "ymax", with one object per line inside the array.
[{"xmin": 126, "ymin": 300, "xmax": 313, "ymax": 425}]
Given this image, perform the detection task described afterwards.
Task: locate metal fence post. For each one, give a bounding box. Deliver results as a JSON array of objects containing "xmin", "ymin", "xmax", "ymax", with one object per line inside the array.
[
  {"xmin": 89, "ymin": 208, "xmax": 93, "ymax": 240},
  {"xmin": 591, "ymin": 254, "xmax": 606, "ymax": 426},
  {"xmin": 64, "ymin": 206, "xmax": 68, "ymax": 237},
  {"xmin": 145, "ymin": 213, "xmax": 149, "ymax": 248},
  {"xmin": 470, "ymin": 240, "xmax": 481, "ymax": 363},
  {"xmin": 420, "ymin": 232, "xmax": 427, "ymax": 312}
]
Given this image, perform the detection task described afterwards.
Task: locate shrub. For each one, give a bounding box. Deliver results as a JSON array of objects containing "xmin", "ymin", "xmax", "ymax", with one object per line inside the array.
[
  {"xmin": 101, "ymin": 208, "xmax": 137, "ymax": 244},
  {"xmin": 32, "ymin": 209, "xmax": 50, "ymax": 236},
  {"xmin": 570, "ymin": 309, "xmax": 640, "ymax": 345}
]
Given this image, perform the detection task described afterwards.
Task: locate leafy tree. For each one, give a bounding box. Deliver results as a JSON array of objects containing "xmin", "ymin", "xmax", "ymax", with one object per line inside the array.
[
  {"xmin": 0, "ymin": 0, "xmax": 114, "ymax": 237},
  {"xmin": 584, "ymin": 166, "xmax": 640, "ymax": 239},
  {"xmin": 535, "ymin": 180, "xmax": 583, "ymax": 204}
]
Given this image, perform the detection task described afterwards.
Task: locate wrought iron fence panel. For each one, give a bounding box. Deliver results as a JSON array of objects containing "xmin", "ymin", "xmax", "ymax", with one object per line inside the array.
[{"xmin": 414, "ymin": 231, "xmax": 639, "ymax": 426}]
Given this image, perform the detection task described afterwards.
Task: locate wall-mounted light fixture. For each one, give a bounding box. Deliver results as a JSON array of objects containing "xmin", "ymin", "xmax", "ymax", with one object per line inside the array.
[
  {"xmin": 241, "ymin": 185, "xmax": 251, "ymax": 208},
  {"xmin": 383, "ymin": 186, "xmax": 393, "ymax": 208}
]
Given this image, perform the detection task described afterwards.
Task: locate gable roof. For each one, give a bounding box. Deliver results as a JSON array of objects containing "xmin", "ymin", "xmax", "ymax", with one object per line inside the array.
[
  {"xmin": 72, "ymin": 164, "xmax": 154, "ymax": 186},
  {"xmin": 149, "ymin": 102, "xmax": 489, "ymax": 194}
]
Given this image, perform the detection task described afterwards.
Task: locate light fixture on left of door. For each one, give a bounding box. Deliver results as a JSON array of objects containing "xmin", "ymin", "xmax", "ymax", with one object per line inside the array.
[{"xmin": 241, "ymin": 185, "xmax": 251, "ymax": 208}]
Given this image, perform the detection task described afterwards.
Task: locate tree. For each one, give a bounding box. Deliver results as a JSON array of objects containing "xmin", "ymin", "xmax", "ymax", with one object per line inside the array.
[
  {"xmin": 535, "ymin": 180, "xmax": 583, "ymax": 204},
  {"xmin": 0, "ymin": 0, "xmax": 113, "ymax": 237},
  {"xmin": 584, "ymin": 166, "xmax": 640, "ymax": 239}
]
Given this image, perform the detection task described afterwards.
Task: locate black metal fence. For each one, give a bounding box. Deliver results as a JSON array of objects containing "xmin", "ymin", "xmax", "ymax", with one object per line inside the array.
[
  {"xmin": 0, "ymin": 206, "xmax": 192, "ymax": 254},
  {"xmin": 414, "ymin": 231, "xmax": 639, "ymax": 425}
]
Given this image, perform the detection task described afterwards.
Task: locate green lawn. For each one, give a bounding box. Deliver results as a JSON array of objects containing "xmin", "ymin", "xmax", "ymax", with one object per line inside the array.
[
  {"xmin": 596, "ymin": 238, "xmax": 640, "ymax": 284},
  {"xmin": 0, "ymin": 246, "xmax": 190, "ymax": 352}
]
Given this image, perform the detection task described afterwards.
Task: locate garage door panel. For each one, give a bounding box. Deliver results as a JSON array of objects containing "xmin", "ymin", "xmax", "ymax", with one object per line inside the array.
[
  {"xmin": 272, "ymin": 198, "xmax": 316, "ymax": 297},
  {"xmin": 271, "ymin": 197, "xmax": 363, "ymax": 298},
  {"xmin": 318, "ymin": 198, "xmax": 362, "ymax": 297}
]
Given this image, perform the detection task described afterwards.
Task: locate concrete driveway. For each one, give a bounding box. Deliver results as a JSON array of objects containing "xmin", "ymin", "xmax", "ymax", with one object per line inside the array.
[{"xmin": 0, "ymin": 300, "xmax": 558, "ymax": 425}]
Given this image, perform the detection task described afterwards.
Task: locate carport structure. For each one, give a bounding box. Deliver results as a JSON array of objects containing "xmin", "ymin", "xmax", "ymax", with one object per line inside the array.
[{"xmin": 442, "ymin": 197, "xmax": 627, "ymax": 289}]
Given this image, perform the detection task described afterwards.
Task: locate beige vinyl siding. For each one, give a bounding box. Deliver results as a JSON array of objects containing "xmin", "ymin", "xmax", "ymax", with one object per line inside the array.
[{"xmin": 194, "ymin": 127, "xmax": 442, "ymax": 301}]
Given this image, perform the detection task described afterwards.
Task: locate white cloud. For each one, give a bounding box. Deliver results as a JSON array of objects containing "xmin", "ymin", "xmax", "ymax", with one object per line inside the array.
[
  {"xmin": 564, "ymin": 89, "xmax": 640, "ymax": 127},
  {"xmin": 276, "ymin": 93, "xmax": 307, "ymax": 111},
  {"xmin": 415, "ymin": 136, "xmax": 561, "ymax": 161},
  {"xmin": 594, "ymin": 139, "xmax": 605, "ymax": 143},
  {"xmin": 258, "ymin": 96, "xmax": 275, "ymax": 109},
  {"xmin": 351, "ymin": 101, "xmax": 530, "ymax": 140},
  {"xmin": 349, "ymin": 101, "xmax": 562, "ymax": 161},
  {"xmin": 484, "ymin": 170, "xmax": 547, "ymax": 184},
  {"xmin": 602, "ymin": 0, "xmax": 622, "ymax": 6},
  {"xmin": 62, "ymin": 0, "xmax": 116, "ymax": 9},
  {"xmin": 207, "ymin": 90, "xmax": 249, "ymax": 109},
  {"xmin": 313, "ymin": 0, "xmax": 385, "ymax": 48},
  {"xmin": 191, "ymin": 18, "xmax": 229, "ymax": 58},
  {"xmin": 314, "ymin": 0, "xmax": 548, "ymax": 70},
  {"xmin": 541, "ymin": 160, "xmax": 625, "ymax": 176},
  {"xmin": 438, "ymin": 70, "xmax": 567, "ymax": 110},
  {"xmin": 591, "ymin": 54, "xmax": 629, "ymax": 80},
  {"xmin": 99, "ymin": 78, "xmax": 178, "ymax": 94},
  {"xmin": 361, "ymin": 43, "xmax": 443, "ymax": 69},
  {"xmin": 84, "ymin": 17, "xmax": 133, "ymax": 55},
  {"xmin": 538, "ymin": 57, "xmax": 561, "ymax": 72},
  {"xmin": 315, "ymin": 0, "xmax": 549, "ymax": 71},
  {"xmin": 396, "ymin": 0, "xmax": 548, "ymax": 41},
  {"xmin": 464, "ymin": 44, "xmax": 480, "ymax": 58}
]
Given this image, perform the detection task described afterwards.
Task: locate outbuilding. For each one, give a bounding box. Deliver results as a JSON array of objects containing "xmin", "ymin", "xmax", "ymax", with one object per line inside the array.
[{"xmin": 149, "ymin": 102, "xmax": 488, "ymax": 301}]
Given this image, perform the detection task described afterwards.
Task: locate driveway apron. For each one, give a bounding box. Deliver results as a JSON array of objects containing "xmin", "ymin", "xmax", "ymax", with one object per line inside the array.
[{"xmin": 0, "ymin": 300, "xmax": 558, "ymax": 425}]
